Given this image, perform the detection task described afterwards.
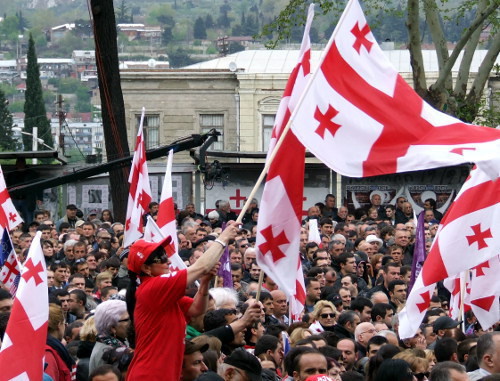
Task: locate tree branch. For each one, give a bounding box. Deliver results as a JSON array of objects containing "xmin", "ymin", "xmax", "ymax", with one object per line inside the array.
[
  {"xmin": 407, "ymin": 0, "xmax": 427, "ymax": 96},
  {"xmin": 432, "ymin": 0, "xmax": 499, "ymax": 91},
  {"xmin": 423, "ymin": 0, "xmax": 453, "ymax": 91}
]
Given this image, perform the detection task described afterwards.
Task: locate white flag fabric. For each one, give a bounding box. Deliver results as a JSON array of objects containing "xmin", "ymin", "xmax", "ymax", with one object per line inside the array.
[
  {"xmin": 290, "ymin": 0, "xmax": 500, "ymax": 178},
  {"xmin": 0, "ymin": 165, "xmax": 23, "ymax": 230},
  {"xmin": 124, "ymin": 107, "xmax": 152, "ymax": 248},
  {"xmin": 255, "ymin": 4, "xmax": 314, "ymax": 320},
  {"xmin": 0, "ymin": 231, "xmax": 48, "ymax": 379},
  {"xmin": 399, "ymin": 166, "xmax": 500, "ymax": 338},
  {"xmin": 156, "ymin": 149, "xmax": 178, "ymax": 254}
]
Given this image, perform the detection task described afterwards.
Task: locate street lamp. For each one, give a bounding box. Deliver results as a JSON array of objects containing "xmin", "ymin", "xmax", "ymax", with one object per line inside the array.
[{"xmin": 12, "ymin": 126, "xmax": 54, "ymax": 164}]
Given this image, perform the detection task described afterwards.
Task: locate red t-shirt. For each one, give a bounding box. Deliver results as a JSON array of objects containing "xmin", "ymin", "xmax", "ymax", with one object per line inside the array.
[{"xmin": 126, "ymin": 269, "xmax": 193, "ymax": 380}]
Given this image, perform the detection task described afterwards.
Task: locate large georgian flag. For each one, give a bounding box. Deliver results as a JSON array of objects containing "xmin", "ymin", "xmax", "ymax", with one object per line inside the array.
[
  {"xmin": 290, "ymin": 0, "xmax": 500, "ymax": 178},
  {"xmin": 255, "ymin": 4, "xmax": 314, "ymax": 321},
  {"xmin": 124, "ymin": 107, "xmax": 152, "ymax": 248},
  {"xmin": 0, "ymin": 231, "xmax": 48, "ymax": 380},
  {"xmin": 399, "ymin": 166, "xmax": 500, "ymax": 338},
  {"xmin": 0, "ymin": 228, "xmax": 21, "ymax": 296}
]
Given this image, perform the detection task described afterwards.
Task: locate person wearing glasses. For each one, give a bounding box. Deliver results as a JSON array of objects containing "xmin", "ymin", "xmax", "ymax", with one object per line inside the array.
[
  {"xmin": 125, "ymin": 222, "xmax": 239, "ymax": 380},
  {"xmin": 354, "ymin": 322, "xmax": 376, "ymax": 358},
  {"xmin": 309, "ymin": 300, "xmax": 338, "ymax": 334}
]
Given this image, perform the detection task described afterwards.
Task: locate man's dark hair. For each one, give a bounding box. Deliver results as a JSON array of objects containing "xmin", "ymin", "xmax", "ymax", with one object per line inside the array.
[
  {"xmin": 101, "ymin": 286, "xmax": 118, "ymax": 300},
  {"xmin": 318, "ymin": 345, "xmax": 342, "ymax": 361},
  {"xmin": 52, "ymin": 289, "xmax": 70, "ymax": 299},
  {"xmin": 306, "ymin": 242, "xmax": 319, "ymax": 252},
  {"xmin": 37, "ymin": 224, "xmax": 52, "ymax": 231},
  {"xmin": 0, "ymin": 312, "xmax": 10, "ymax": 341},
  {"xmin": 425, "ymin": 198, "xmax": 437, "ymax": 209},
  {"xmin": 58, "ymin": 222, "xmax": 71, "ymax": 233},
  {"xmin": 68, "ymin": 273, "xmax": 85, "ymax": 284},
  {"xmin": 382, "ymin": 262, "xmax": 401, "ymax": 273},
  {"xmin": 366, "ymin": 335, "xmax": 388, "ymax": 354},
  {"xmin": 342, "ymin": 274, "xmax": 358, "ymax": 285},
  {"xmin": 203, "ymin": 308, "xmax": 236, "ymax": 332},
  {"xmin": 429, "ymin": 361, "xmax": 466, "ymax": 381},
  {"xmin": 338, "ymin": 252, "xmax": 354, "ymax": 266},
  {"xmin": 457, "ymin": 338, "xmax": 477, "ymax": 364},
  {"xmin": 341, "ymin": 370, "xmax": 364, "ymax": 381},
  {"xmin": 334, "ymin": 222, "xmax": 346, "ymax": 234},
  {"xmin": 69, "ymin": 289, "xmax": 87, "ymax": 307},
  {"xmin": 104, "ymin": 256, "xmax": 120, "ymax": 269},
  {"xmin": 284, "ymin": 347, "xmax": 319, "ymax": 376},
  {"xmin": 319, "ymin": 217, "xmax": 333, "ymax": 227},
  {"xmin": 248, "ymin": 290, "xmax": 272, "ymax": 303},
  {"xmin": 307, "ymin": 266, "xmax": 327, "ymax": 279},
  {"xmin": 338, "ymin": 310, "xmax": 357, "ymax": 327},
  {"xmin": 230, "ymin": 263, "xmax": 242, "ymax": 272},
  {"xmin": 89, "ymin": 364, "xmax": 122, "ymax": 381},
  {"xmin": 388, "ymin": 279, "xmax": 406, "ymax": 293},
  {"xmin": 434, "ymin": 337, "xmax": 458, "ymax": 362},
  {"xmin": 292, "ymin": 347, "xmax": 325, "ymax": 374},
  {"xmin": 0, "ymin": 289, "xmax": 12, "ymax": 301},
  {"xmin": 255, "ymin": 334, "xmax": 280, "ymax": 357},
  {"xmin": 350, "ymin": 297, "xmax": 373, "ymax": 313},
  {"xmin": 304, "ymin": 277, "xmax": 319, "ymax": 289},
  {"xmin": 50, "ymin": 262, "xmax": 70, "ymax": 272},
  {"xmin": 265, "ymin": 324, "xmax": 287, "ymax": 339},
  {"xmin": 371, "ymin": 303, "xmax": 394, "ymax": 322}
]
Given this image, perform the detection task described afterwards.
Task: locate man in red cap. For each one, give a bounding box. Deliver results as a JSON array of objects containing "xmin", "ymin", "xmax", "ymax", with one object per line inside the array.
[{"xmin": 126, "ymin": 222, "xmax": 241, "ymax": 380}]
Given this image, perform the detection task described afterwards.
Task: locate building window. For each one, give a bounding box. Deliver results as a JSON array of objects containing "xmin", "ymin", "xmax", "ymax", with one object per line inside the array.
[
  {"xmin": 262, "ymin": 114, "xmax": 275, "ymax": 152},
  {"xmin": 136, "ymin": 114, "xmax": 160, "ymax": 150},
  {"xmin": 200, "ymin": 114, "xmax": 224, "ymax": 151}
]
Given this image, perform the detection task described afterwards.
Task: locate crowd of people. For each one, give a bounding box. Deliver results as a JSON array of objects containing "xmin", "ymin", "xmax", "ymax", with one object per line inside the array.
[{"xmin": 0, "ymin": 193, "xmax": 499, "ymax": 381}]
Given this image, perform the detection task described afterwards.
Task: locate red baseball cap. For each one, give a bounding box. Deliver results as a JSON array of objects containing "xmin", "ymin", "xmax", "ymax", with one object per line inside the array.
[
  {"xmin": 305, "ymin": 375, "xmax": 334, "ymax": 381},
  {"xmin": 128, "ymin": 236, "xmax": 172, "ymax": 274}
]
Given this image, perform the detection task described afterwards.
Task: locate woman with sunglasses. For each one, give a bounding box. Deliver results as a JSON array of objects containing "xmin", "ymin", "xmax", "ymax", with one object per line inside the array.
[
  {"xmin": 125, "ymin": 222, "xmax": 239, "ymax": 380},
  {"xmin": 309, "ymin": 300, "xmax": 338, "ymax": 334}
]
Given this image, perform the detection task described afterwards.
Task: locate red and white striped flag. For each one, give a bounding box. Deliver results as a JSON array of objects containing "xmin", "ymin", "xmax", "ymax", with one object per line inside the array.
[
  {"xmin": 124, "ymin": 107, "xmax": 152, "ymax": 248},
  {"xmin": 0, "ymin": 231, "xmax": 48, "ymax": 379},
  {"xmin": 156, "ymin": 149, "xmax": 178, "ymax": 254},
  {"xmin": 399, "ymin": 166, "xmax": 500, "ymax": 338},
  {"xmin": 290, "ymin": 0, "xmax": 500, "ymax": 178},
  {"xmin": 0, "ymin": 165, "xmax": 22, "ymax": 230},
  {"xmin": 255, "ymin": 4, "xmax": 314, "ymax": 321}
]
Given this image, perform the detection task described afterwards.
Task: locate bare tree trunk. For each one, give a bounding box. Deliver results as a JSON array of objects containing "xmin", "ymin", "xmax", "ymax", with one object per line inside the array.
[
  {"xmin": 407, "ymin": 0, "xmax": 428, "ymax": 98},
  {"xmin": 91, "ymin": 0, "xmax": 130, "ymax": 223}
]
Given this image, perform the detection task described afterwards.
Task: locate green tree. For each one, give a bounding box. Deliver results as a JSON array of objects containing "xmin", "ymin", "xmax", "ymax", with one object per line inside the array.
[
  {"xmin": 24, "ymin": 33, "xmax": 53, "ymax": 152},
  {"xmin": 259, "ymin": 0, "xmax": 500, "ymax": 123},
  {"xmin": 194, "ymin": 17, "xmax": 207, "ymax": 39},
  {"xmin": 116, "ymin": 0, "xmax": 131, "ymax": 23},
  {"xmin": 0, "ymin": 89, "xmax": 17, "ymax": 151}
]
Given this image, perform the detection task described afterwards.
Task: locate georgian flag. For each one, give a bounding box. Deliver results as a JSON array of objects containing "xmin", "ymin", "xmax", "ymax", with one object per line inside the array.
[
  {"xmin": 124, "ymin": 107, "xmax": 152, "ymax": 248},
  {"xmin": 255, "ymin": 4, "xmax": 314, "ymax": 321},
  {"xmin": 0, "ymin": 231, "xmax": 48, "ymax": 379},
  {"xmin": 399, "ymin": 166, "xmax": 500, "ymax": 339},
  {"xmin": 0, "ymin": 165, "xmax": 22, "ymax": 230},
  {"xmin": 0, "ymin": 228, "xmax": 21, "ymax": 295},
  {"xmin": 290, "ymin": 0, "xmax": 500, "ymax": 178}
]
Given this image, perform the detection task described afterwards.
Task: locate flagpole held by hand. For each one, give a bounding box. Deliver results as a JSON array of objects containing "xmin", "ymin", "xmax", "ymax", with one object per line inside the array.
[{"xmin": 254, "ymin": 269, "xmax": 265, "ymax": 303}]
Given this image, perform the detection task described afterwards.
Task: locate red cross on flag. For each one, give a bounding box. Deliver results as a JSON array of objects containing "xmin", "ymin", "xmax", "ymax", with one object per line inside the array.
[
  {"xmin": 0, "ymin": 165, "xmax": 22, "ymax": 231},
  {"xmin": 290, "ymin": 0, "xmax": 500, "ymax": 178},
  {"xmin": 0, "ymin": 231, "xmax": 48, "ymax": 380},
  {"xmin": 255, "ymin": 4, "xmax": 314, "ymax": 321},
  {"xmin": 124, "ymin": 108, "xmax": 152, "ymax": 248},
  {"xmin": 464, "ymin": 256, "xmax": 500, "ymax": 330},
  {"xmin": 399, "ymin": 166, "xmax": 500, "ymax": 339},
  {"xmin": 0, "ymin": 227, "xmax": 21, "ymax": 295}
]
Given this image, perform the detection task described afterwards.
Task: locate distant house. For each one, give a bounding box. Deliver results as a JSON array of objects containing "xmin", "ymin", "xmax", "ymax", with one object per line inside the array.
[
  {"xmin": 50, "ymin": 23, "xmax": 75, "ymax": 42},
  {"xmin": 117, "ymin": 23, "xmax": 162, "ymax": 42}
]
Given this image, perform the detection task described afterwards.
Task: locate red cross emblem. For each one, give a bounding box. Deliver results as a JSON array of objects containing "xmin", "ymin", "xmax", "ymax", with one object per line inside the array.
[
  {"xmin": 258, "ymin": 225, "xmax": 290, "ymax": 262},
  {"xmin": 473, "ymin": 260, "xmax": 490, "ymax": 276},
  {"xmin": 351, "ymin": 22, "xmax": 373, "ymax": 54},
  {"xmin": 22, "ymin": 258, "xmax": 44, "ymax": 286},
  {"xmin": 471, "ymin": 296, "xmax": 495, "ymax": 312},
  {"xmin": 314, "ymin": 105, "xmax": 341, "ymax": 139},
  {"xmin": 466, "ymin": 223, "xmax": 492, "ymax": 250},
  {"xmin": 416, "ymin": 290, "xmax": 431, "ymax": 313},
  {"xmin": 1, "ymin": 258, "xmax": 19, "ymax": 281},
  {"xmin": 0, "ymin": 189, "xmax": 17, "ymax": 227},
  {"xmin": 320, "ymin": 43, "xmax": 500, "ymax": 177},
  {"xmin": 230, "ymin": 189, "xmax": 246, "ymax": 208},
  {"xmin": 450, "ymin": 147, "xmax": 476, "ymax": 156}
]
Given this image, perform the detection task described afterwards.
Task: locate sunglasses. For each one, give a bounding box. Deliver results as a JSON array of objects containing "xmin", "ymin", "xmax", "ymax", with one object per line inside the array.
[
  {"xmin": 320, "ymin": 313, "xmax": 336, "ymax": 319},
  {"xmin": 150, "ymin": 254, "xmax": 168, "ymax": 264},
  {"xmin": 413, "ymin": 372, "xmax": 430, "ymax": 381}
]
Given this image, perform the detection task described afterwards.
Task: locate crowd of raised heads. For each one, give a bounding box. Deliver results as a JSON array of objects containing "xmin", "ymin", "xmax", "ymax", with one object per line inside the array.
[{"xmin": 0, "ymin": 194, "xmax": 499, "ymax": 381}]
